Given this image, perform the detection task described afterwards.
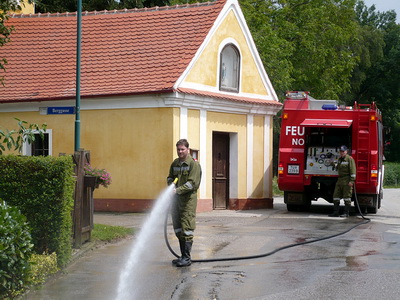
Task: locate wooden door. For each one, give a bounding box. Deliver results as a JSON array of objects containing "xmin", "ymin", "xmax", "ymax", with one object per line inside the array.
[{"xmin": 212, "ymin": 132, "xmax": 229, "ymax": 209}]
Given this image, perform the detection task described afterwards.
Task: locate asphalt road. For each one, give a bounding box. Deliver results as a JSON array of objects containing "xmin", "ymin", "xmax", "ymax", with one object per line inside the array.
[{"xmin": 23, "ymin": 189, "xmax": 400, "ymax": 300}]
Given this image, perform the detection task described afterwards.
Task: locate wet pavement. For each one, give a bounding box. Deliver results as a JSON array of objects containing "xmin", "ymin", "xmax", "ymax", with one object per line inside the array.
[{"xmin": 22, "ymin": 191, "xmax": 400, "ymax": 300}]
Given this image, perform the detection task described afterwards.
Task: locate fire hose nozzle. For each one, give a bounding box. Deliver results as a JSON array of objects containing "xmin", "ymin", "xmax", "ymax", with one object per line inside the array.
[{"xmin": 173, "ymin": 178, "xmax": 178, "ymax": 185}]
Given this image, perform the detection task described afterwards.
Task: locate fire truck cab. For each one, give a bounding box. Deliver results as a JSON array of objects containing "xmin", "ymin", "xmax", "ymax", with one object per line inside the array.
[{"xmin": 278, "ymin": 91, "xmax": 384, "ymax": 213}]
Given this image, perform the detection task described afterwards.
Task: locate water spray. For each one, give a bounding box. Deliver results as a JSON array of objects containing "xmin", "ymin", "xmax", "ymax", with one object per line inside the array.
[{"xmin": 116, "ymin": 182, "xmax": 178, "ymax": 299}]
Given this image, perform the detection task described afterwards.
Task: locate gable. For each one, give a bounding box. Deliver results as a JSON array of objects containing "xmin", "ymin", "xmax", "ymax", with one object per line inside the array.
[{"xmin": 178, "ymin": 1, "xmax": 276, "ymax": 101}]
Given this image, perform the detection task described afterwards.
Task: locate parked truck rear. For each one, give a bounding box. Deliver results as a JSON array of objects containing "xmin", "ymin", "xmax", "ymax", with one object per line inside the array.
[{"xmin": 278, "ymin": 91, "xmax": 384, "ymax": 213}]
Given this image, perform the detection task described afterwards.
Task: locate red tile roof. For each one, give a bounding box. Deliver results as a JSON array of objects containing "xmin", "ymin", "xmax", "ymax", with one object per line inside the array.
[{"xmin": 0, "ymin": 1, "xmax": 226, "ymax": 103}]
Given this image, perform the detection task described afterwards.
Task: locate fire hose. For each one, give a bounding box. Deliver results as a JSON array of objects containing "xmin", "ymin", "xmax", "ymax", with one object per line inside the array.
[{"xmin": 164, "ymin": 184, "xmax": 371, "ymax": 263}]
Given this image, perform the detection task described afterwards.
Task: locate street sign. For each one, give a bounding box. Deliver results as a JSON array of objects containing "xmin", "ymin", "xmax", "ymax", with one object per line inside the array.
[{"xmin": 46, "ymin": 107, "xmax": 76, "ymax": 115}]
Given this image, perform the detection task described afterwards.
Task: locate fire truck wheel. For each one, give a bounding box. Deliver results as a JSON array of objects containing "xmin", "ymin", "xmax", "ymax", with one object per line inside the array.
[{"xmin": 367, "ymin": 195, "xmax": 379, "ymax": 214}]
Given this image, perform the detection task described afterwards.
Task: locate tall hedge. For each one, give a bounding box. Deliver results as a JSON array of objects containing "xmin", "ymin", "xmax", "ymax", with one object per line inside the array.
[
  {"xmin": 0, "ymin": 155, "xmax": 75, "ymax": 267},
  {"xmin": 383, "ymin": 162, "xmax": 400, "ymax": 187}
]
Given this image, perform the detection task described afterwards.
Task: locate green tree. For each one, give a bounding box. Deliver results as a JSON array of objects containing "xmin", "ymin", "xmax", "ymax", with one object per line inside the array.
[
  {"xmin": 342, "ymin": 1, "xmax": 400, "ymax": 161},
  {"xmin": 288, "ymin": 0, "xmax": 360, "ymax": 99},
  {"xmin": 343, "ymin": 1, "xmax": 392, "ymax": 104},
  {"xmin": 361, "ymin": 22, "xmax": 400, "ymax": 161}
]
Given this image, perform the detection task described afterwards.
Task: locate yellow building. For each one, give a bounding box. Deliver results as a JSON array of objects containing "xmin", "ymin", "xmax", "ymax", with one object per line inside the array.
[{"xmin": 0, "ymin": 0, "xmax": 282, "ymax": 212}]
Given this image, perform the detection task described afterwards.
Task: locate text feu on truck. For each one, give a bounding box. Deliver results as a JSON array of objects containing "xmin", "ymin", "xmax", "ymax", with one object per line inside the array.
[{"xmin": 278, "ymin": 91, "xmax": 384, "ymax": 213}]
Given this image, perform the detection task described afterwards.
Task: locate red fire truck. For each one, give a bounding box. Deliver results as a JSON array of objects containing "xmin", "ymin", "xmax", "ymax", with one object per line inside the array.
[{"xmin": 278, "ymin": 91, "xmax": 384, "ymax": 213}]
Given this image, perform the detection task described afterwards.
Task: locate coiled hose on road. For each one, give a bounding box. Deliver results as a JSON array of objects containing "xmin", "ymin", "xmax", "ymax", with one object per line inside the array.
[{"xmin": 164, "ymin": 188, "xmax": 371, "ymax": 263}]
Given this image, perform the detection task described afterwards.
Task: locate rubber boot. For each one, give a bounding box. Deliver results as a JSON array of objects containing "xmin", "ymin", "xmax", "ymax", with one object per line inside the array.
[
  {"xmin": 340, "ymin": 204, "xmax": 350, "ymax": 218},
  {"xmin": 176, "ymin": 241, "xmax": 192, "ymax": 267},
  {"xmin": 328, "ymin": 202, "xmax": 340, "ymax": 217},
  {"xmin": 172, "ymin": 239, "xmax": 185, "ymax": 265}
]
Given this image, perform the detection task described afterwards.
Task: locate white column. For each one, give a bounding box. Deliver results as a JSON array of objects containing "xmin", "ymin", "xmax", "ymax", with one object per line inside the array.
[
  {"xmin": 199, "ymin": 109, "xmax": 207, "ymax": 198},
  {"xmin": 229, "ymin": 133, "xmax": 238, "ymax": 198},
  {"xmin": 247, "ymin": 115, "xmax": 254, "ymax": 198},
  {"xmin": 263, "ymin": 116, "xmax": 272, "ymax": 198},
  {"xmin": 180, "ymin": 107, "xmax": 188, "ymax": 139}
]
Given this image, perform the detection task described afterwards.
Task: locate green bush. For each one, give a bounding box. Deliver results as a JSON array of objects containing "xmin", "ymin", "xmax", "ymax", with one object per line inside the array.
[
  {"xmin": 29, "ymin": 252, "xmax": 59, "ymax": 286},
  {"xmin": 272, "ymin": 176, "xmax": 283, "ymax": 196},
  {"xmin": 0, "ymin": 155, "xmax": 75, "ymax": 267},
  {"xmin": 384, "ymin": 162, "xmax": 400, "ymax": 187},
  {"xmin": 0, "ymin": 200, "xmax": 33, "ymax": 299}
]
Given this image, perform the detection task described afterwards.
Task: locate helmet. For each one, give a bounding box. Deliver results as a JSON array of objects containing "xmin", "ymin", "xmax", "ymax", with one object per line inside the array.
[{"xmin": 339, "ymin": 145, "xmax": 348, "ymax": 152}]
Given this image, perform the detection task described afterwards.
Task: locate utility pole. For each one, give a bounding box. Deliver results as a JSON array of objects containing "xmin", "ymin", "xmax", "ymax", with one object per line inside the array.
[{"xmin": 75, "ymin": 0, "xmax": 82, "ymax": 151}]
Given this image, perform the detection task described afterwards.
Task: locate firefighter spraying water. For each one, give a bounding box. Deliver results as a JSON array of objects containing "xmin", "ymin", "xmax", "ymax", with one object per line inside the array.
[
  {"xmin": 167, "ymin": 139, "xmax": 202, "ymax": 267},
  {"xmin": 116, "ymin": 138, "xmax": 201, "ymax": 298},
  {"xmin": 278, "ymin": 91, "xmax": 384, "ymax": 214}
]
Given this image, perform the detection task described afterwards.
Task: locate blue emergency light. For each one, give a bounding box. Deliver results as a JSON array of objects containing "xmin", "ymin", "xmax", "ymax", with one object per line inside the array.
[{"xmin": 322, "ymin": 104, "xmax": 338, "ymax": 110}]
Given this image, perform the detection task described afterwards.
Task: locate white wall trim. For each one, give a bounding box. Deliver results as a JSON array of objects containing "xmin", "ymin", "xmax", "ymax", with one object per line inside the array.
[
  {"xmin": 199, "ymin": 109, "xmax": 207, "ymax": 198},
  {"xmin": 247, "ymin": 115, "xmax": 253, "ymax": 197},
  {"xmin": 180, "ymin": 107, "xmax": 188, "ymax": 139},
  {"xmin": 0, "ymin": 92, "xmax": 281, "ymax": 116},
  {"xmin": 263, "ymin": 116, "xmax": 272, "ymax": 198},
  {"xmin": 229, "ymin": 132, "xmax": 238, "ymax": 198},
  {"xmin": 178, "ymin": 82, "xmax": 274, "ymax": 102},
  {"xmin": 0, "ymin": 95, "xmax": 165, "ymax": 113},
  {"xmin": 164, "ymin": 93, "xmax": 281, "ymax": 116}
]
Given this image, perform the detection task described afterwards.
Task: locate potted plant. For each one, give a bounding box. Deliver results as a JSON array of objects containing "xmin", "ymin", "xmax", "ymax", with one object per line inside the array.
[{"xmin": 84, "ymin": 164, "xmax": 112, "ymax": 188}]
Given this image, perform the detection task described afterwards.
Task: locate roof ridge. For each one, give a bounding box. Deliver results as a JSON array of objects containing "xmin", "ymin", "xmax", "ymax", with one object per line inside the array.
[{"xmin": 9, "ymin": 0, "xmax": 220, "ymax": 18}]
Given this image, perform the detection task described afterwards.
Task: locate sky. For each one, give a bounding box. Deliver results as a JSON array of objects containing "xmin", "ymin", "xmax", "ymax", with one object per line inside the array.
[{"xmin": 363, "ymin": 0, "xmax": 400, "ymax": 23}]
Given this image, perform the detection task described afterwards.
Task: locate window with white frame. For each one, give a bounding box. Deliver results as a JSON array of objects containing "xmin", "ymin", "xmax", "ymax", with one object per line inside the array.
[
  {"xmin": 219, "ymin": 44, "xmax": 240, "ymax": 93},
  {"xmin": 22, "ymin": 129, "xmax": 52, "ymax": 156}
]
